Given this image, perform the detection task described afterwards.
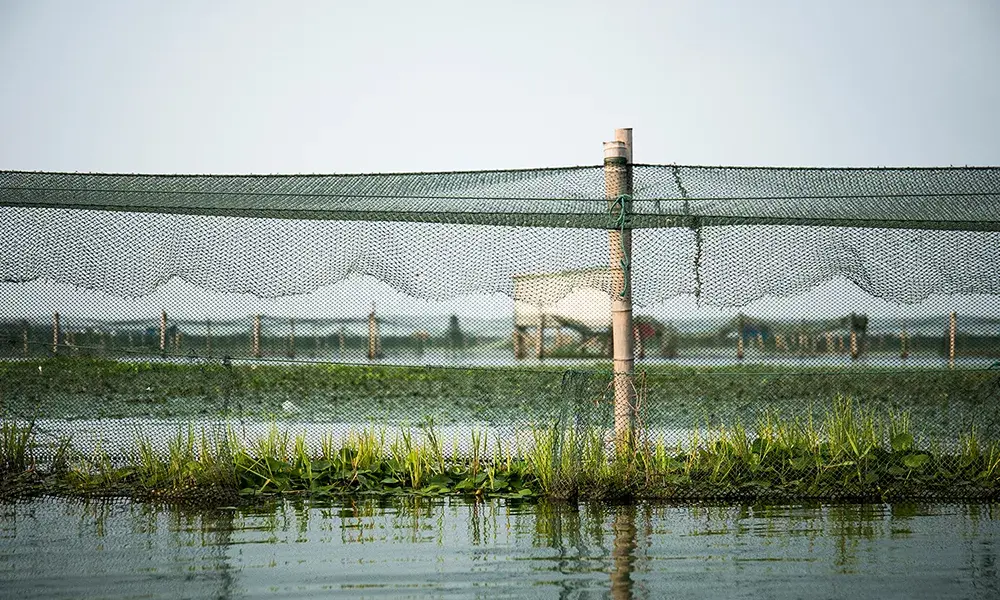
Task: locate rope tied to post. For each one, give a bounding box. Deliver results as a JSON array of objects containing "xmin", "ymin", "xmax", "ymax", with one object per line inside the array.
[{"xmin": 612, "ymin": 194, "xmax": 631, "ymax": 298}]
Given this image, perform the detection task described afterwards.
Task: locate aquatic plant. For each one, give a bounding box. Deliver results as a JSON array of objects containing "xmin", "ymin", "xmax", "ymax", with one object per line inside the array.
[
  {"xmin": 2, "ymin": 397, "xmax": 1000, "ymax": 504},
  {"xmin": 1, "ymin": 420, "xmax": 34, "ymax": 475}
]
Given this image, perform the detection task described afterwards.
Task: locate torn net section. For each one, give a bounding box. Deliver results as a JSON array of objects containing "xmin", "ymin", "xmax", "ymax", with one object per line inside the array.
[{"xmin": 2, "ymin": 165, "xmax": 999, "ymax": 306}]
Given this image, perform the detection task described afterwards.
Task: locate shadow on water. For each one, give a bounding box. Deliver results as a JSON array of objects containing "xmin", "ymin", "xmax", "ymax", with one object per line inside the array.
[{"xmin": 2, "ymin": 497, "xmax": 999, "ymax": 599}]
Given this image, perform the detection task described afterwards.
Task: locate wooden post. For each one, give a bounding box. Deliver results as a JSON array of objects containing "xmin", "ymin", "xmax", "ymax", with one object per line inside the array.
[
  {"xmin": 252, "ymin": 314, "xmax": 262, "ymax": 358},
  {"xmin": 605, "ymin": 128, "xmax": 635, "ymax": 449},
  {"xmin": 159, "ymin": 310, "xmax": 167, "ymax": 355},
  {"xmin": 536, "ymin": 314, "xmax": 546, "ymax": 359},
  {"xmin": 900, "ymin": 329, "xmax": 908, "ymax": 359},
  {"xmin": 288, "ymin": 318, "xmax": 296, "ymax": 358},
  {"xmin": 206, "ymin": 319, "xmax": 212, "ymax": 356},
  {"xmin": 513, "ymin": 327, "xmax": 527, "ymax": 359},
  {"xmin": 21, "ymin": 320, "xmax": 28, "ymax": 356},
  {"xmin": 850, "ymin": 329, "xmax": 858, "ymax": 360},
  {"xmin": 949, "ymin": 311, "xmax": 956, "ymax": 368},
  {"xmin": 633, "ymin": 326, "xmax": 645, "ymax": 360},
  {"xmin": 52, "ymin": 312, "xmax": 60, "ymax": 354},
  {"xmin": 338, "ymin": 326, "xmax": 346, "ymax": 357},
  {"xmin": 736, "ymin": 314, "xmax": 744, "ymax": 360},
  {"xmin": 368, "ymin": 304, "xmax": 380, "ymax": 360}
]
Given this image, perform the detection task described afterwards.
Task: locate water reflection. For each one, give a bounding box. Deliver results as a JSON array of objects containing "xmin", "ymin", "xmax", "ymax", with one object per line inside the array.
[
  {"xmin": 610, "ymin": 504, "xmax": 638, "ymax": 600},
  {"xmin": 1, "ymin": 497, "xmax": 998, "ymax": 599}
]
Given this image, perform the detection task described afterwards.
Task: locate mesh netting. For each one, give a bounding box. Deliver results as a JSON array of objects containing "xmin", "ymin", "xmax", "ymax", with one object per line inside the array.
[{"xmin": 1, "ymin": 163, "xmax": 999, "ymax": 502}]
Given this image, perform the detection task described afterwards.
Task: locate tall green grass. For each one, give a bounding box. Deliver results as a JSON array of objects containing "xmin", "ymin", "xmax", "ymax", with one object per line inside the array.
[{"xmin": 2, "ymin": 397, "xmax": 1000, "ymax": 503}]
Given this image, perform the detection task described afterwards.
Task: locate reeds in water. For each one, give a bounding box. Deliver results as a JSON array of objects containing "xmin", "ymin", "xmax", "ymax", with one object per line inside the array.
[{"xmin": 2, "ymin": 397, "xmax": 999, "ymax": 503}]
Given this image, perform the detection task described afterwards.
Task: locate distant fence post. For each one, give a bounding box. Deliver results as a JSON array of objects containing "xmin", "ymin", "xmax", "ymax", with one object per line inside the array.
[
  {"xmin": 605, "ymin": 127, "xmax": 635, "ymax": 450},
  {"xmin": 288, "ymin": 318, "xmax": 296, "ymax": 358},
  {"xmin": 21, "ymin": 319, "xmax": 28, "ymax": 356},
  {"xmin": 206, "ymin": 319, "xmax": 212, "ymax": 356},
  {"xmin": 252, "ymin": 314, "xmax": 262, "ymax": 358},
  {"xmin": 159, "ymin": 310, "xmax": 167, "ymax": 355},
  {"xmin": 736, "ymin": 313, "xmax": 745, "ymax": 360},
  {"xmin": 537, "ymin": 314, "xmax": 546, "ymax": 359},
  {"xmin": 52, "ymin": 312, "xmax": 60, "ymax": 354},
  {"xmin": 513, "ymin": 327, "xmax": 527, "ymax": 359},
  {"xmin": 949, "ymin": 311, "xmax": 956, "ymax": 368},
  {"xmin": 368, "ymin": 304, "xmax": 381, "ymax": 360}
]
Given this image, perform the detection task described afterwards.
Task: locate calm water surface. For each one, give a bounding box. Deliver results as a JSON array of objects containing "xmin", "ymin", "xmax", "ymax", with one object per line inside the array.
[{"xmin": 1, "ymin": 497, "xmax": 997, "ymax": 599}]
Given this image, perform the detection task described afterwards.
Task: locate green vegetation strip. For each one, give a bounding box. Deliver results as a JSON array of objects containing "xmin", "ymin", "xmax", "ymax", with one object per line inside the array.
[
  {"xmin": 2, "ymin": 400, "xmax": 999, "ymax": 505},
  {"xmin": 2, "ymin": 358, "xmax": 996, "ymax": 424}
]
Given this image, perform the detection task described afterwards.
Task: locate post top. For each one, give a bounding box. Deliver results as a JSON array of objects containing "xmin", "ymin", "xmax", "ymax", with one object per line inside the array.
[
  {"xmin": 603, "ymin": 140, "xmax": 627, "ymax": 160},
  {"xmin": 614, "ymin": 128, "xmax": 633, "ymax": 162}
]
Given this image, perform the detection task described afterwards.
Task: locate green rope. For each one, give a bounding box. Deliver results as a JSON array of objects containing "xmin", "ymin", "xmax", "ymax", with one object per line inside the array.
[{"xmin": 612, "ymin": 194, "xmax": 631, "ymax": 298}]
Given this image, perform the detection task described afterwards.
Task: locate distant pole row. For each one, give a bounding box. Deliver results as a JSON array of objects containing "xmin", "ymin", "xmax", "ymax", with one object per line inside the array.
[{"xmin": 26, "ymin": 308, "xmax": 963, "ymax": 369}]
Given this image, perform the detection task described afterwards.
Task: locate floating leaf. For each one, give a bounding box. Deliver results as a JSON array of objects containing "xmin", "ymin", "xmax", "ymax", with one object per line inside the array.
[
  {"xmin": 427, "ymin": 474, "xmax": 453, "ymax": 487},
  {"xmin": 890, "ymin": 433, "xmax": 914, "ymax": 453},
  {"xmin": 789, "ymin": 456, "xmax": 813, "ymax": 470},
  {"xmin": 903, "ymin": 453, "xmax": 930, "ymax": 469}
]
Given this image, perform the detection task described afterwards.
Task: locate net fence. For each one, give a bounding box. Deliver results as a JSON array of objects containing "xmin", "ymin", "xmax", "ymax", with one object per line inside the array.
[{"xmin": 1, "ymin": 163, "xmax": 999, "ymax": 501}]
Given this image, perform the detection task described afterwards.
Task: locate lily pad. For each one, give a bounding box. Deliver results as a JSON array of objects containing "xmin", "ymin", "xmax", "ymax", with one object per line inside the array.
[
  {"xmin": 903, "ymin": 453, "xmax": 930, "ymax": 469},
  {"xmin": 891, "ymin": 433, "xmax": 914, "ymax": 453}
]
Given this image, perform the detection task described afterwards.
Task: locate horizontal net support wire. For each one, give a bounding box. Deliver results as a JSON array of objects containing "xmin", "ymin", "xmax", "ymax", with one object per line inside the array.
[{"xmin": 1, "ymin": 165, "xmax": 997, "ymax": 231}]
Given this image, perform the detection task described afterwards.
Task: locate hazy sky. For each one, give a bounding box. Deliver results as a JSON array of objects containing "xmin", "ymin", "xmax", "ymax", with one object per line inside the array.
[
  {"xmin": 2, "ymin": 0, "xmax": 998, "ymax": 173},
  {"xmin": 1, "ymin": 1, "xmax": 998, "ymax": 323}
]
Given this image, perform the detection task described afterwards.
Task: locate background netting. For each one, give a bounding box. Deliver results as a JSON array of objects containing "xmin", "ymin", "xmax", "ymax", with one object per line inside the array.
[{"xmin": 1, "ymin": 164, "xmax": 999, "ymax": 500}]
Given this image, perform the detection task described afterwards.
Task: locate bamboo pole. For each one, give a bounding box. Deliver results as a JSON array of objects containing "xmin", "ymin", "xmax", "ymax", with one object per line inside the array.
[
  {"xmin": 252, "ymin": 314, "xmax": 262, "ymax": 358},
  {"xmin": 949, "ymin": 311, "xmax": 956, "ymax": 368},
  {"xmin": 368, "ymin": 304, "xmax": 380, "ymax": 360},
  {"xmin": 52, "ymin": 312, "xmax": 60, "ymax": 354},
  {"xmin": 736, "ymin": 314, "xmax": 744, "ymax": 360},
  {"xmin": 605, "ymin": 128, "xmax": 635, "ymax": 450},
  {"xmin": 513, "ymin": 327, "xmax": 527, "ymax": 359},
  {"xmin": 536, "ymin": 314, "xmax": 546, "ymax": 359},
  {"xmin": 159, "ymin": 310, "xmax": 167, "ymax": 355}
]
